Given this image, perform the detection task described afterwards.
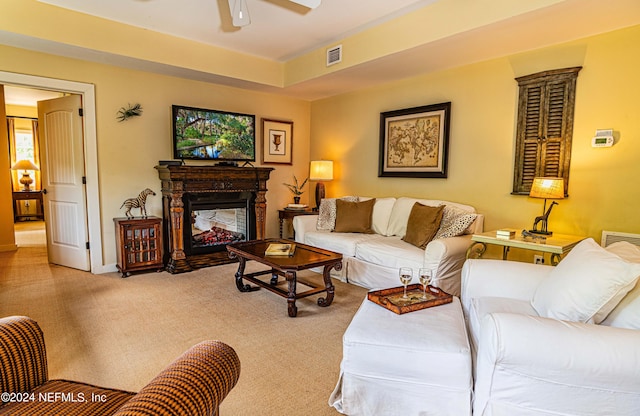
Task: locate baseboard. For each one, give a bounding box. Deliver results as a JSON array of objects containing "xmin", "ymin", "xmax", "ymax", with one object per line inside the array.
[{"xmin": 0, "ymin": 244, "xmax": 18, "ymax": 252}]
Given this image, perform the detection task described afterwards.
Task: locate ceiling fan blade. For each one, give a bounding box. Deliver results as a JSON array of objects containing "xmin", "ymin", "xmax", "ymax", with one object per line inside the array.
[{"xmin": 289, "ymin": 0, "xmax": 321, "ymax": 9}]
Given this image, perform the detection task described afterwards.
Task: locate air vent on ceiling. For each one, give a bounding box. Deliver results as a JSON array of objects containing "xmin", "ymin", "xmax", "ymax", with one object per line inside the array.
[
  {"xmin": 601, "ymin": 230, "xmax": 640, "ymax": 248},
  {"xmin": 326, "ymin": 45, "xmax": 342, "ymax": 67}
]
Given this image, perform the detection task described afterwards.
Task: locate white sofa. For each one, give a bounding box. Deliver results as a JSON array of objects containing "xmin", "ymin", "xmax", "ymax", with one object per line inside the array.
[
  {"xmin": 461, "ymin": 239, "xmax": 640, "ymax": 416},
  {"xmin": 293, "ymin": 196, "xmax": 484, "ymax": 296}
]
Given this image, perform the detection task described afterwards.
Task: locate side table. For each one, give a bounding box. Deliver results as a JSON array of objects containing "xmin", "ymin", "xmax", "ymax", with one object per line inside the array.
[
  {"xmin": 12, "ymin": 190, "xmax": 44, "ymax": 222},
  {"xmin": 467, "ymin": 231, "xmax": 586, "ymax": 265},
  {"xmin": 114, "ymin": 216, "xmax": 164, "ymax": 277},
  {"xmin": 278, "ymin": 209, "xmax": 316, "ymax": 238}
]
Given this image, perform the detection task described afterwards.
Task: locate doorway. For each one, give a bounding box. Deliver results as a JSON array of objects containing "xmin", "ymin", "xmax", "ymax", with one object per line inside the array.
[{"xmin": 1, "ymin": 71, "xmax": 104, "ymax": 273}]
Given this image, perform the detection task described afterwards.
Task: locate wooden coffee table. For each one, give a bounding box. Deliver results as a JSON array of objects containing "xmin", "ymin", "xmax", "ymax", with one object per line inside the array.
[{"xmin": 227, "ymin": 239, "xmax": 343, "ymax": 317}]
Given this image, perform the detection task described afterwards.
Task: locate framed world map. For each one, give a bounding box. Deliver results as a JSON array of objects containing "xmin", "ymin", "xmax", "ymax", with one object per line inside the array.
[{"xmin": 378, "ymin": 102, "xmax": 451, "ymax": 178}]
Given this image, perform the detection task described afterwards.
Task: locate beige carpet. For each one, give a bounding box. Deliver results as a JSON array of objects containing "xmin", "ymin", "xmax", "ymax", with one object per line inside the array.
[{"xmin": 1, "ymin": 224, "xmax": 368, "ymax": 415}]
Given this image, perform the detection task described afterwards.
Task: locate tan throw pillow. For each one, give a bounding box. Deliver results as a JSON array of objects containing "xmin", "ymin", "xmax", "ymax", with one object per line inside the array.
[
  {"xmin": 402, "ymin": 203, "xmax": 445, "ymax": 248},
  {"xmin": 316, "ymin": 196, "xmax": 359, "ymax": 231},
  {"xmin": 333, "ymin": 198, "xmax": 376, "ymax": 233}
]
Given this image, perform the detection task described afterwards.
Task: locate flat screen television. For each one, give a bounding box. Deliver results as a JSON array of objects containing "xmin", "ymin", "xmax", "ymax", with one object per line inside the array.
[{"xmin": 172, "ymin": 105, "xmax": 255, "ymax": 163}]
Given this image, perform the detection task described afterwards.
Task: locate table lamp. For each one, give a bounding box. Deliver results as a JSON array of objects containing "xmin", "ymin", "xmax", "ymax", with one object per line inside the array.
[
  {"xmin": 528, "ymin": 177, "xmax": 564, "ymax": 235},
  {"xmin": 11, "ymin": 159, "xmax": 39, "ymax": 191},
  {"xmin": 309, "ymin": 160, "xmax": 333, "ymax": 210}
]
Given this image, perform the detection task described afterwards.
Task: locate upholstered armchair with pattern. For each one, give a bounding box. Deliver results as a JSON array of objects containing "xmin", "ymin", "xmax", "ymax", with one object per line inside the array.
[{"xmin": 0, "ymin": 315, "xmax": 240, "ymax": 415}]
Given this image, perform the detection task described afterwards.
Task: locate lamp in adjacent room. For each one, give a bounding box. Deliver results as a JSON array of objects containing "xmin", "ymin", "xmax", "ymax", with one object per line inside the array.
[
  {"xmin": 528, "ymin": 177, "xmax": 564, "ymax": 235},
  {"xmin": 11, "ymin": 159, "xmax": 39, "ymax": 191},
  {"xmin": 309, "ymin": 160, "xmax": 333, "ymax": 211}
]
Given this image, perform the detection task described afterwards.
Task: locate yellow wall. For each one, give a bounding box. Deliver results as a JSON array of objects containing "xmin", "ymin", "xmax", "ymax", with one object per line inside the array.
[
  {"xmin": 310, "ymin": 25, "xmax": 640, "ymax": 260},
  {"xmin": 2, "ymin": 24, "xmax": 639, "ymax": 266},
  {"xmin": 0, "ymin": 86, "xmax": 17, "ymax": 251},
  {"xmin": 0, "ymin": 45, "xmax": 311, "ymax": 266}
]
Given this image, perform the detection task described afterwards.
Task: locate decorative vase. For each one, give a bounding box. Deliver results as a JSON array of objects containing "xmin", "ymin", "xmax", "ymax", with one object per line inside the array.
[{"xmin": 294, "ymin": 196, "xmax": 301, "ymax": 204}]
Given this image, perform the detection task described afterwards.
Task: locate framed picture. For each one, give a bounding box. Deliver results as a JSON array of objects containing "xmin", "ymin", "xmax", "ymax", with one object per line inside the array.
[
  {"xmin": 261, "ymin": 118, "xmax": 293, "ymax": 165},
  {"xmin": 378, "ymin": 102, "xmax": 451, "ymax": 178}
]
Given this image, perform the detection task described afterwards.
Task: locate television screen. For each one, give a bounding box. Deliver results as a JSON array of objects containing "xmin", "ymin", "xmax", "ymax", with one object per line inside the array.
[{"xmin": 172, "ymin": 105, "xmax": 255, "ymax": 162}]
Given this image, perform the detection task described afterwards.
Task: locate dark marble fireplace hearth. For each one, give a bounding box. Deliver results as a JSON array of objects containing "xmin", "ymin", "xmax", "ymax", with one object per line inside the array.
[{"xmin": 156, "ymin": 164, "xmax": 273, "ymax": 273}]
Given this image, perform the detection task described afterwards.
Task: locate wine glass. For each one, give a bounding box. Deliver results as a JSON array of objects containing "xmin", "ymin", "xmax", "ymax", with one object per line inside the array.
[
  {"xmin": 399, "ymin": 267, "xmax": 413, "ymax": 299},
  {"xmin": 419, "ymin": 268, "xmax": 432, "ymax": 300}
]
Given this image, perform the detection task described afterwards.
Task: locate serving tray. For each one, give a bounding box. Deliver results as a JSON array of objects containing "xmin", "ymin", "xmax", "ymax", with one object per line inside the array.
[{"xmin": 368, "ymin": 284, "xmax": 453, "ymax": 314}]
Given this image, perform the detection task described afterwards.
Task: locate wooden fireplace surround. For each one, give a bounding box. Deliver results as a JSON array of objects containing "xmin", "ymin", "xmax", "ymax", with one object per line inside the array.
[{"xmin": 156, "ymin": 164, "xmax": 273, "ymax": 273}]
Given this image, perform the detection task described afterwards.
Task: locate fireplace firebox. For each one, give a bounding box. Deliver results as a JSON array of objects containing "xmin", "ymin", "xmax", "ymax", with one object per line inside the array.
[
  {"xmin": 185, "ymin": 192, "xmax": 255, "ymax": 255},
  {"xmin": 156, "ymin": 165, "xmax": 272, "ymax": 273}
]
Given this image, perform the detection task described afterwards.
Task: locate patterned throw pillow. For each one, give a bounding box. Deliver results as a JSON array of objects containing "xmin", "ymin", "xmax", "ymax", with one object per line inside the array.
[
  {"xmin": 316, "ymin": 196, "xmax": 359, "ymax": 231},
  {"xmin": 433, "ymin": 205, "xmax": 478, "ymax": 239}
]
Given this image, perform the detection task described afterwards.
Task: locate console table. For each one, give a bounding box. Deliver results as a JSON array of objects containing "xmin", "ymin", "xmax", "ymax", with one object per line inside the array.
[
  {"xmin": 12, "ymin": 190, "xmax": 44, "ymax": 222},
  {"xmin": 467, "ymin": 231, "xmax": 586, "ymax": 265}
]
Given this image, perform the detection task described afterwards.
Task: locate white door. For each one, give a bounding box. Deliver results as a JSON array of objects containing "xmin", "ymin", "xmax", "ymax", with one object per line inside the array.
[{"xmin": 38, "ymin": 95, "xmax": 90, "ymax": 271}]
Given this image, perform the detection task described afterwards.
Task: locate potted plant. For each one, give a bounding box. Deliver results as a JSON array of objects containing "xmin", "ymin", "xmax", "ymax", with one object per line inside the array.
[{"xmin": 283, "ymin": 175, "xmax": 308, "ymax": 204}]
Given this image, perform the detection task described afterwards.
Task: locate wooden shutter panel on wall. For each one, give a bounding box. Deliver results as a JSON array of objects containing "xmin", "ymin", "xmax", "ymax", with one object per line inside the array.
[{"xmin": 512, "ymin": 67, "xmax": 581, "ymax": 195}]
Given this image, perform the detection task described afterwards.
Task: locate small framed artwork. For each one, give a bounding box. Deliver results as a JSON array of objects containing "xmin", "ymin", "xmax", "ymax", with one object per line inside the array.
[
  {"xmin": 261, "ymin": 118, "xmax": 293, "ymax": 165},
  {"xmin": 378, "ymin": 102, "xmax": 451, "ymax": 178}
]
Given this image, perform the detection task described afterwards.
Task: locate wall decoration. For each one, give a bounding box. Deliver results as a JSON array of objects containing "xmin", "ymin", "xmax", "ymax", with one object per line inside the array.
[
  {"xmin": 261, "ymin": 118, "xmax": 293, "ymax": 165},
  {"xmin": 116, "ymin": 103, "xmax": 143, "ymax": 122},
  {"xmin": 379, "ymin": 102, "xmax": 451, "ymax": 178}
]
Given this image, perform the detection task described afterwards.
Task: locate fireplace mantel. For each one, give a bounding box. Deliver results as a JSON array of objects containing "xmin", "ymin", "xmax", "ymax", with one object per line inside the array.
[{"xmin": 156, "ymin": 164, "xmax": 273, "ymax": 273}]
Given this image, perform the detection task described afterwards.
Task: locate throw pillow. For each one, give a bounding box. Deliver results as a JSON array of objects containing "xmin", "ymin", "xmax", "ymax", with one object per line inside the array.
[
  {"xmin": 402, "ymin": 203, "xmax": 445, "ymax": 248},
  {"xmin": 316, "ymin": 196, "xmax": 359, "ymax": 231},
  {"xmin": 531, "ymin": 238, "xmax": 640, "ymax": 323},
  {"xmin": 333, "ymin": 198, "xmax": 376, "ymax": 233},
  {"xmin": 601, "ymin": 242, "xmax": 640, "ymax": 329},
  {"xmin": 433, "ymin": 205, "xmax": 478, "ymax": 239}
]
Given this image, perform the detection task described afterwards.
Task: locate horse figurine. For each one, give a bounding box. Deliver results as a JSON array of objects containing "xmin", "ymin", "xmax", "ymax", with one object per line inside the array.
[{"xmin": 120, "ymin": 188, "xmax": 156, "ymax": 218}]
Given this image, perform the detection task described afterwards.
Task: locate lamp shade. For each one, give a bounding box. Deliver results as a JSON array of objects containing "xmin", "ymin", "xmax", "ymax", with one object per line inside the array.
[
  {"xmin": 309, "ymin": 160, "xmax": 333, "ymax": 181},
  {"xmin": 529, "ymin": 177, "xmax": 564, "ymax": 199},
  {"xmin": 11, "ymin": 159, "xmax": 39, "ymax": 171}
]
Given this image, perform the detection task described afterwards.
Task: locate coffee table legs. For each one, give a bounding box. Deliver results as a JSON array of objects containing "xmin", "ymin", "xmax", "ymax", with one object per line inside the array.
[
  {"xmin": 317, "ymin": 261, "xmax": 341, "ymax": 308},
  {"xmin": 230, "ymin": 254, "xmax": 342, "ymax": 317},
  {"xmin": 286, "ymin": 271, "xmax": 298, "ymax": 317},
  {"xmin": 234, "ymin": 257, "xmax": 260, "ymax": 292}
]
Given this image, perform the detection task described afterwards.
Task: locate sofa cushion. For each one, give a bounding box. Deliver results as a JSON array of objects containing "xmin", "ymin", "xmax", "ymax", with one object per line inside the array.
[
  {"xmin": 316, "ymin": 196, "xmax": 359, "ymax": 231},
  {"xmin": 387, "ymin": 197, "xmax": 441, "ymax": 237},
  {"xmin": 366, "ymin": 197, "xmax": 397, "ymax": 235},
  {"xmin": 531, "ymin": 238, "xmax": 640, "ymax": 323},
  {"xmin": 402, "ymin": 203, "xmax": 444, "ymax": 248},
  {"xmin": 305, "ymin": 231, "xmax": 382, "ymax": 258},
  {"xmin": 602, "ymin": 242, "xmax": 640, "ymax": 329},
  {"xmin": 355, "ymin": 236, "xmax": 425, "ymax": 272},
  {"xmin": 434, "ymin": 205, "xmax": 478, "ymax": 239},
  {"xmin": 466, "ymin": 296, "xmax": 538, "ymax": 350},
  {"xmin": 386, "ymin": 197, "xmax": 477, "ymax": 238},
  {"xmin": 334, "ymin": 198, "xmax": 376, "ymax": 233}
]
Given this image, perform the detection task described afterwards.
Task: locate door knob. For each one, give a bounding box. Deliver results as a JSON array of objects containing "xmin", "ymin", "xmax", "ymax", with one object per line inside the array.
[{"xmin": 42, "ymin": 189, "xmax": 47, "ymax": 194}]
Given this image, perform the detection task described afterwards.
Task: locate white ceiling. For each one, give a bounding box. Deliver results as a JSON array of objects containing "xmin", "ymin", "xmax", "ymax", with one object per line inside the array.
[
  {"xmin": 37, "ymin": 0, "xmax": 436, "ymax": 61},
  {"xmin": 4, "ymin": 86, "xmax": 62, "ymax": 107}
]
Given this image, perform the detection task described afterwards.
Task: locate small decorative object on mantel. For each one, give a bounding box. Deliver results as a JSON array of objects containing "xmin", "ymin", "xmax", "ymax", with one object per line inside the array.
[
  {"xmin": 283, "ymin": 175, "xmax": 308, "ymax": 204},
  {"xmin": 120, "ymin": 188, "xmax": 156, "ymax": 218},
  {"xmin": 116, "ymin": 103, "xmax": 143, "ymax": 122}
]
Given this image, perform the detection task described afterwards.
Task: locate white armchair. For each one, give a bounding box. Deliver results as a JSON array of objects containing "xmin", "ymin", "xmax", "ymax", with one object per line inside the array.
[{"xmin": 461, "ymin": 239, "xmax": 640, "ymax": 416}]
